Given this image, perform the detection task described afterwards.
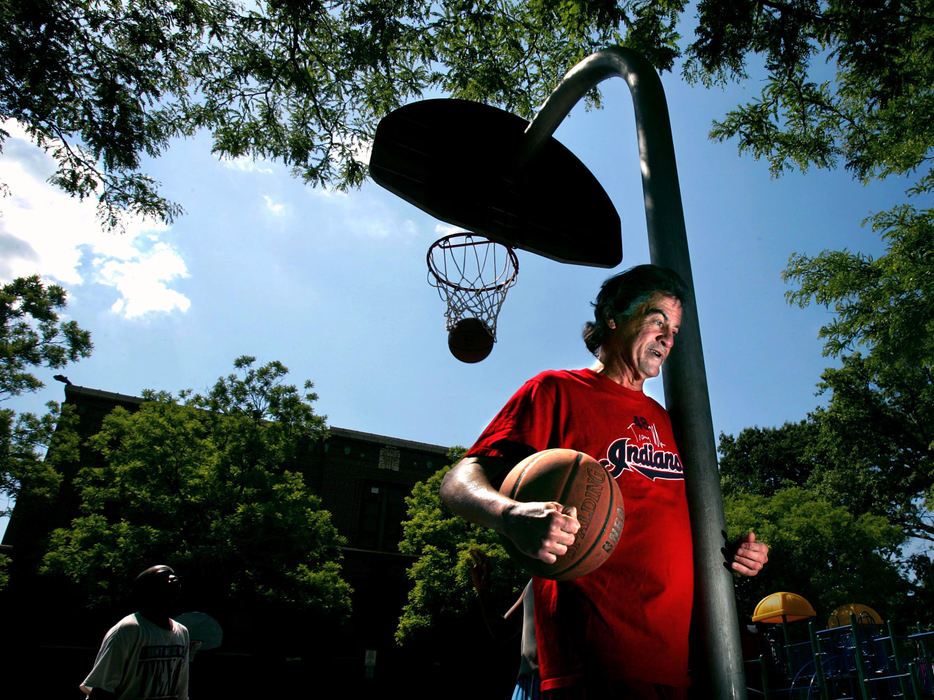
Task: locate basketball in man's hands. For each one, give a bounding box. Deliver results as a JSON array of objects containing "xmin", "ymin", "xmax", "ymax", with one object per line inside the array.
[{"xmin": 498, "ymin": 448, "xmax": 624, "ymax": 580}]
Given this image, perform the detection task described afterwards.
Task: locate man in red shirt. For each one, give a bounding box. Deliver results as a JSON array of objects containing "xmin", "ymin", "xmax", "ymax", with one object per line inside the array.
[{"xmin": 441, "ymin": 264, "xmax": 768, "ymax": 698}]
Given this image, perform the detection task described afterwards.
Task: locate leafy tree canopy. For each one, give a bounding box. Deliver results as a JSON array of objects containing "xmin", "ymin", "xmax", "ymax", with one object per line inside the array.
[
  {"xmin": 785, "ymin": 204, "xmax": 933, "ymax": 377},
  {"xmin": 396, "ymin": 451, "xmax": 525, "ymax": 646},
  {"xmin": 719, "ymin": 201, "xmax": 933, "ymax": 616},
  {"xmin": 1, "ymin": 404, "xmax": 65, "ymax": 515},
  {"xmin": 725, "ymin": 487, "xmax": 912, "ymax": 622},
  {"xmin": 691, "ymin": 0, "xmax": 934, "ymax": 188},
  {"xmin": 4, "ymin": 0, "xmax": 928, "ymax": 227},
  {"xmin": 720, "ymin": 388, "xmax": 932, "ymax": 547},
  {"xmin": 0, "ymin": 275, "xmax": 92, "ymax": 401},
  {"xmin": 718, "ymin": 419, "xmax": 821, "ymax": 497},
  {"xmin": 0, "ymin": 0, "xmax": 677, "ymax": 228},
  {"xmin": 807, "ymin": 356, "xmax": 934, "ymax": 541},
  {"xmin": 41, "ymin": 356, "xmax": 351, "ymax": 627},
  {"xmin": 782, "ymin": 206, "xmax": 934, "ymax": 540},
  {"xmin": 1, "ymin": 275, "xmax": 91, "ymax": 518}
]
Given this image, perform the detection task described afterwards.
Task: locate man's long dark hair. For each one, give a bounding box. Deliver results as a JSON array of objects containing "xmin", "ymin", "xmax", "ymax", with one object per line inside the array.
[{"xmin": 582, "ymin": 264, "xmax": 687, "ymax": 356}]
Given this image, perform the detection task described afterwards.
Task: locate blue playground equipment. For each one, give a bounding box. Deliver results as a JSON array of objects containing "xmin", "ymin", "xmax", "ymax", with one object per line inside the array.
[{"xmin": 745, "ymin": 593, "xmax": 934, "ymax": 699}]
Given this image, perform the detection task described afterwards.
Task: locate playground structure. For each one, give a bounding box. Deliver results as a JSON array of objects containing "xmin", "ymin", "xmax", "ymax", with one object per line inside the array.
[{"xmin": 746, "ymin": 593, "xmax": 934, "ymax": 699}]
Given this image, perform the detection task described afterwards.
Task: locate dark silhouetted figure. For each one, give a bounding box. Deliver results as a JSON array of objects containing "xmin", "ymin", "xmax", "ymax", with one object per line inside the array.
[{"xmin": 81, "ymin": 565, "xmax": 190, "ymax": 700}]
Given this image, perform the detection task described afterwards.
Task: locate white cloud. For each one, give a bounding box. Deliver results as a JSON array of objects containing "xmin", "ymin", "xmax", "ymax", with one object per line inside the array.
[
  {"xmin": 219, "ymin": 155, "xmax": 274, "ymax": 174},
  {"xmin": 0, "ymin": 119, "xmax": 191, "ymax": 319},
  {"xmin": 435, "ymin": 223, "xmax": 461, "ymax": 237},
  {"xmin": 304, "ymin": 182, "xmax": 422, "ymax": 240},
  {"xmin": 346, "ymin": 210, "xmax": 420, "ymax": 240},
  {"xmin": 309, "ymin": 184, "xmax": 348, "ymax": 199},
  {"xmin": 100, "ymin": 242, "xmax": 190, "ymax": 318},
  {"xmin": 263, "ymin": 194, "xmax": 286, "ymax": 215},
  {"xmin": 353, "ymin": 137, "xmax": 373, "ymax": 167}
]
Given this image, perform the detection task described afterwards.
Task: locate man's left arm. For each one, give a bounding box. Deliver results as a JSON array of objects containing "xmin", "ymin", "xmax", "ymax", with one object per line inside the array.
[{"xmin": 731, "ymin": 532, "xmax": 769, "ymax": 576}]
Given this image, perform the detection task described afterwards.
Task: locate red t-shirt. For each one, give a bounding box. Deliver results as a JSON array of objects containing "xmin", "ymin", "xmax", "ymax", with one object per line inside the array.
[{"xmin": 466, "ymin": 369, "xmax": 693, "ymax": 690}]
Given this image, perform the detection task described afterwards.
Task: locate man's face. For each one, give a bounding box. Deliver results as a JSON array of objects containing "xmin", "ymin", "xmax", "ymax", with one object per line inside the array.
[
  {"xmin": 137, "ymin": 565, "xmax": 181, "ymax": 607},
  {"xmin": 611, "ymin": 293, "xmax": 682, "ymax": 385}
]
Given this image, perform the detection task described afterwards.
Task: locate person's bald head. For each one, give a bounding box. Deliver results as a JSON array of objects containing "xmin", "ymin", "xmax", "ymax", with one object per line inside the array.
[{"xmin": 133, "ymin": 564, "xmax": 181, "ymax": 612}]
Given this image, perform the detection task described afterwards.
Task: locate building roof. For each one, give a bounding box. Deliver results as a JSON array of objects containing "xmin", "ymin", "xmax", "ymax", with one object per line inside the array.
[{"xmin": 63, "ymin": 384, "xmax": 450, "ymax": 455}]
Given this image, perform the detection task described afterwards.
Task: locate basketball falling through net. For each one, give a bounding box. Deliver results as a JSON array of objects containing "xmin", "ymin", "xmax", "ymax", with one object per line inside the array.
[{"xmin": 427, "ymin": 232, "xmax": 519, "ymax": 363}]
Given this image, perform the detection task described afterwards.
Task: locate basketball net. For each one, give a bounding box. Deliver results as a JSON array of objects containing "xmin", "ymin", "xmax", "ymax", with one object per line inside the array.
[{"xmin": 427, "ymin": 232, "xmax": 519, "ymax": 340}]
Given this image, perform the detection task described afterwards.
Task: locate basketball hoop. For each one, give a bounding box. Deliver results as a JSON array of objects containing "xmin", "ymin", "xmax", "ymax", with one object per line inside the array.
[{"xmin": 427, "ymin": 232, "xmax": 519, "ymax": 362}]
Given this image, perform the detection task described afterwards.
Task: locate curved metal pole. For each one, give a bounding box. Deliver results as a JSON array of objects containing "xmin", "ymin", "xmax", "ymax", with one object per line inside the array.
[{"xmin": 523, "ymin": 47, "xmax": 747, "ymax": 699}]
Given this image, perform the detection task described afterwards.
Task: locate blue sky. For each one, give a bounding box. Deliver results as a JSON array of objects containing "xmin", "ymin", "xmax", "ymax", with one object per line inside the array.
[{"xmin": 0, "ymin": 63, "xmax": 912, "ymax": 538}]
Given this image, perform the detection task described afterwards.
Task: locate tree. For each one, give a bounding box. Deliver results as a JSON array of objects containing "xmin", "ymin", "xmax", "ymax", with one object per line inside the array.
[
  {"xmin": 0, "ymin": 275, "xmax": 92, "ymax": 402},
  {"xmin": 41, "ymin": 357, "xmax": 351, "ymax": 641},
  {"xmin": 0, "ymin": 0, "xmax": 680, "ymax": 228},
  {"xmin": 396, "ymin": 453, "xmax": 528, "ymax": 693},
  {"xmin": 718, "ymin": 419, "xmax": 822, "ymax": 497},
  {"xmin": 5, "ymin": 1, "xmax": 929, "ymax": 228},
  {"xmin": 719, "ymin": 215, "xmax": 934, "ymax": 612},
  {"xmin": 698, "ymin": 1, "xmax": 934, "ymax": 538},
  {"xmin": 396, "ymin": 452, "xmax": 525, "ymax": 646},
  {"xmin": 784, "ymin": 204, "xmax": 933, "ymax": 382},
  {"xmin": 782, "ymin": 206, "xmax": 934, "ymax": 542},
  {"xmin": 1, "ymin": 275, "xmax": 91, "ymax": 520},
  {"xmin": 690, "ymin": 0, "xmax": 934, "ymax": 192},
  {"xmin": 724, "ymin": 487, "xmax": 912, "ymax": 621}
]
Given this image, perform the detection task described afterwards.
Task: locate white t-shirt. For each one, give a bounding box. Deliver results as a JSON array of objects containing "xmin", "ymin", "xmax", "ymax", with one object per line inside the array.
[{"xmin": 81, "ymin": 613, "xmax": 190, "ymax": 700}]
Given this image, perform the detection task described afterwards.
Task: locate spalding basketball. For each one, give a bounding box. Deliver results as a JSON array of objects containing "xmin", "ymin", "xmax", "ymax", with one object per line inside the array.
[
  {"xmin": 498, "ymin": 448, "xmax": 624, "ymax": 580},
  {"xmin": 448, "ymin": 317, "xmax": 494, "ymax": 363}
]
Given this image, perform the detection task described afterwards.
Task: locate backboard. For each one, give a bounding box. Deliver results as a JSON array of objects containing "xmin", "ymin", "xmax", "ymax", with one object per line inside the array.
[{"xmin": 370, "ymin": 99, "xmax": 622, "ymax": 268}]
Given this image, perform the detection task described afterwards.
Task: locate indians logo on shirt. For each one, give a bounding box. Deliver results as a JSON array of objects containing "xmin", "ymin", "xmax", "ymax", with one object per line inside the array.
[{"xmin": 599, "ymin": 415, "xmax": 684, "ymax": 481}]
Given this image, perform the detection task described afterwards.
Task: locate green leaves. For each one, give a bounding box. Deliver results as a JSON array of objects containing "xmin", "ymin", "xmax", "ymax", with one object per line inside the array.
[
  {"xmin": 0, "ymin": 276, "xmax": 92, "ymax": 401},
  {"xmin": 41, "ymin": 357, "xmax": 351, "ymax": 619},
  {"xmin": 1, "ymin": 0, "xmax": 215, "ymax": 227},
  {"xmin": 785, "ymin": 205, "xmax": 934, "ymax": 370},
  {"xmin": 726, "ymin": 487, "xmax": 910, "ymax": 620},
  {"xmin": 2, "ymin": 0, "xmax": 687, "ymax": 228},
  {"xmin": 691, "ymin": 0, "xmax": 934, "ymax": 187},
  {"xmin": 721, "ymin": 197, "xmax": 933, "ymax": 620},
  {"xmin": 4, "ymin": 1, "xmax": 931, "ymax": 229},
  {"xmin": 783, "ymin": 203, "xmax": 934, "ymax": 501},
  {"xmin": 396, "ymin": 454, "xmax": 525, "ymax": 646},
  {"xmin": 0, "ymin": 276, "xmax": 90, "ymax": 550},
  {"xmin": 718, "ymin": 419, "xmax": 821, "ymax": 497},
  {"xmin": 0, "ymin": 403, "xmax": 67, "ymax": 514}
]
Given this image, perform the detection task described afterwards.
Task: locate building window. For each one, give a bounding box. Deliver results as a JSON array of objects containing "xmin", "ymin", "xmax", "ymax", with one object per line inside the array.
[
  {"xmin": 378, "ymin": 446, "xmax": 400, "ymax": 471},
  {"xmin": 357, "ymin": 482, "xmax": 409, "ymax": 551}
]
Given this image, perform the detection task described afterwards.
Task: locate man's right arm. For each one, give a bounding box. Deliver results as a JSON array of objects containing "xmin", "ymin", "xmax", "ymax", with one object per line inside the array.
[
  {"xmin": 81, "ymin": 621, "xmax": 133, "ymax": 699},
  {"xmin": 440, "ymin": 455, "xmax": 580, "ymax": 564}
]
